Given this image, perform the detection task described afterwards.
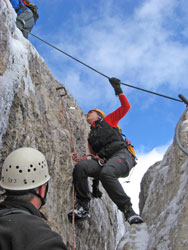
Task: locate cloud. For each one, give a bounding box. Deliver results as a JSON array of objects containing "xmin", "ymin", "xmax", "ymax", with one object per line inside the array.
[
  {"xmin": 50, "ymin": 0, "xmax": 188, "ymax": 89},
  {"xmin": 120, "ymin": 142, "xmax": 171, "ymax": 213}
]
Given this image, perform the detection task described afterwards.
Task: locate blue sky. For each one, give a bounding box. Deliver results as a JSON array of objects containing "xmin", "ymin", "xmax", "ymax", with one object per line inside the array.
[{"xmin": 27, "ymin": 0, "xmax": 188, "ymax": 210}]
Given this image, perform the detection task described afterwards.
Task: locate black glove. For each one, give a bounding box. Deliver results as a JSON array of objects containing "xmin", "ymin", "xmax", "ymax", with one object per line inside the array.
[
  {"xmin": 92, "ymin": 179, "xmax": 103, "ymax": 198},
  {"xmin": 109, "ymin": 77, "xmax": 123, "ymax": 96}
]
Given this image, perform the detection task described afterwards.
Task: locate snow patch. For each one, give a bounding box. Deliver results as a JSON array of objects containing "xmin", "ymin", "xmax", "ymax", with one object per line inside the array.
[
  {"xmin": 117, "ymin": 223, "xmax": 149, "ymax": 250},
  {"xmin": 115, "ymin": 209, "xmax": 126, "ymax": 248},
  {"xmin": 0, "ymin": 1, "xmax": 35, "ymax": 151}
]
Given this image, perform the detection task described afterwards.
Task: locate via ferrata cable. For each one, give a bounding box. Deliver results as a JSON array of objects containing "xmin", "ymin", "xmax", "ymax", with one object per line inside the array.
[{"xmin": 29, "ymin": 32, "xmax": 183, "ymax": 103}]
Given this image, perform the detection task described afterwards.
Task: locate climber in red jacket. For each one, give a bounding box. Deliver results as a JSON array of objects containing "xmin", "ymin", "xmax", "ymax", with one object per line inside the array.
[{"xmin": 68, "ymin": 77, "xmax": 143, "ymax": 225}]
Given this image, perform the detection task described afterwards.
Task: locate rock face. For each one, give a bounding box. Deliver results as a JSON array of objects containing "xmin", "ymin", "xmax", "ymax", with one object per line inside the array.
[
  {"xmin": 1, "ymin": 1, "xmax": 188, "ymax": 250},
  {"xmin": 139, "ymin": 108, "xmax": 188, "ymax": 250},
  {"xmin": 0, "ymin": 0, "xmax": 10, "ymax": 76}
]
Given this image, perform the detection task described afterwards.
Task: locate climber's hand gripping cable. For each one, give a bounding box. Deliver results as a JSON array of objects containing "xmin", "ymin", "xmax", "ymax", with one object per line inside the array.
[{"xmin": 109, "ymin": 77, "xmax": 123, "ymax": 96}]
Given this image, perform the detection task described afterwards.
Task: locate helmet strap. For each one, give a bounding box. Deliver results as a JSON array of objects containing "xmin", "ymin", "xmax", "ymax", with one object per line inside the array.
[
  {"xmin": 5, "ymin": 183, "xmax": 49, "ymax": 209},
  {"xmin": 30, "ymin": 183, "xmax": 49, "ymax": 208}
]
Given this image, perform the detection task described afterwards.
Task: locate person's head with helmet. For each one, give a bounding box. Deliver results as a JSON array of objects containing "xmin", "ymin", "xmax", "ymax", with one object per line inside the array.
[
  {"xmin": 0, "ymin": 147, "xmax": 50, "ymax": 209},
  {"xmin": 86, "ymin": 108, "xmax": 105, "ymax": 125}
]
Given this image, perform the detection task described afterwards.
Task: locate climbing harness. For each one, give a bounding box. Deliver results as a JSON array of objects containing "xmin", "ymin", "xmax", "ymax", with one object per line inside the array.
[
  {"xmin": 27, "ymin": 32, "xmax": 184, "ymax": 103},
  {"xmin": 175, "ymin": 94, "xmax": 188, "ymax": 156},
  {"xmin": 72, "ymin": 152, "xmax": 105, "ymax": 164}
]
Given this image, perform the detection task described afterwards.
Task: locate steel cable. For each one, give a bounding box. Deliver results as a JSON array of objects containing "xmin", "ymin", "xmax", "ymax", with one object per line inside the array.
[{"xmin": 29, "ymin": 32, "xmax": 183, "ymax": 103}]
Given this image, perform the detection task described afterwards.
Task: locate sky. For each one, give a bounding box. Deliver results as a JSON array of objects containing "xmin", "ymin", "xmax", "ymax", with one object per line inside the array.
[
  {"xmin": 26, "ymin": 0, "xmax": 188, "ymax": 211},
  {"xmin": 120, "ymin": 143, "xmax": 169, "ymax": 212}
]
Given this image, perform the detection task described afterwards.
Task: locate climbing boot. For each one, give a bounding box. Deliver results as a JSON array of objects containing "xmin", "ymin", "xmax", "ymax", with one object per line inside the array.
[
  {"xmin": 124, "ymin": 206, "xmax": 143, "ymax": 225},
  {"xmin": 68, "ymin": 200, "xmax": 90, "ymax": 222}
]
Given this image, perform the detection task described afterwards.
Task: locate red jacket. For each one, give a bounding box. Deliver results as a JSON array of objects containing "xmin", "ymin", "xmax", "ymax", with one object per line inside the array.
[{"xmin": 104, "ymin": 94, "xmax": 130, "ymax": 127}]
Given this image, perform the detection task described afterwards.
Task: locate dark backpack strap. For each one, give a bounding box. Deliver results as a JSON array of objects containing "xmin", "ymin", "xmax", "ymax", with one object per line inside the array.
[
  {"xmin": 0, "ymin": 209, "xmax": 31, "ymax": 217},
  {"xmin": 16, "ymin": 1, "xmax": 39, "ymax": 22},
  {"xmin": 22, "ymin": 0, "xmax": 39, "ymax": 22},
  {"xmin": 15, "ymin": 0, "xmax": 26, "ymax": 13}
]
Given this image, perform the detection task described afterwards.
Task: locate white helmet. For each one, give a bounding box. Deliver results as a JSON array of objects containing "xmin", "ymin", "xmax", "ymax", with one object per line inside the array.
[{"xmin": 0, "ymin": 147, "xmax": 50, "ymax": 191}]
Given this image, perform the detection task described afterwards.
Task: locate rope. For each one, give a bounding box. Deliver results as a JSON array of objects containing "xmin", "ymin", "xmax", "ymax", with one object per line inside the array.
[
  {"xmin": 29, "ymin": 32, "xmax": 183, "ymax": 103},
  {"xmin": 30, "ymin": 32, "xmax": 109, "ymax": 79},
  {"xmin": 72, "ymin": 152, "xmax": 105, "ymax": 164},
  {"xmin": 56, "ymin": 86, "xmax": 104, "ymax": 163},
  {"xmin": 56, "ymin": 85, "xmax": 77, "ymax": 250},
  {"xmin": 124, "ymin": 167, "xmax": 135, "ymax": 183},
  {"xmin": 72, "ymin": 185, "xmax": 75, "ymax": 250},
  {"xmin": 56, "ymin": 84, "xmax": 105, "ymax": 164},
  {"xmin": 56, "ymin": 86, "xmax": 105, "ymax": 249}
]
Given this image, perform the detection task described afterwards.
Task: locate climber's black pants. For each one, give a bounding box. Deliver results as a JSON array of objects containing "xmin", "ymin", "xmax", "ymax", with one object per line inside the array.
[{"xmin": 73, "ymin": 148, "xmax": 135, "ymax": 211}]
